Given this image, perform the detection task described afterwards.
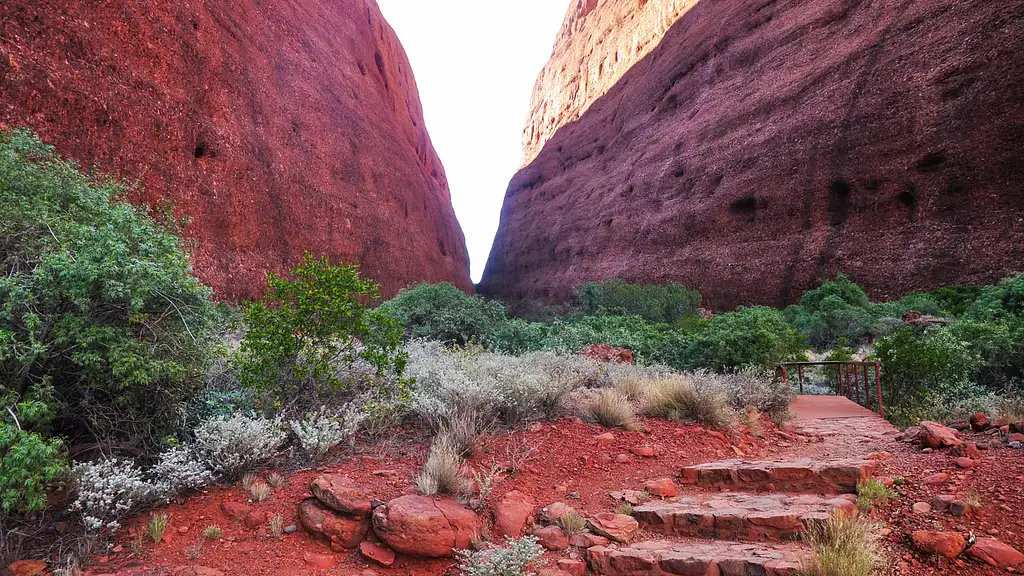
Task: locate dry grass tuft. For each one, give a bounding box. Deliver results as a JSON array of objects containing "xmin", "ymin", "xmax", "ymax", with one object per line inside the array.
[
  {"xmin": 417, "ymin": 433, "xmax": 472, "ymax": 496},
  {"xmin": 266, "ymin": 472, "xmax": 286, "ymax": 489},
  {"xmin": 269, "ymin": 514, "xmax": 284, "ymax": 539},
  {"xmin": 799, "ymin": 514, "xmax": 881, "ymax": 576},
  {"xmin": 438, "ymin": 410, "xmax": 491, "ymax": 458},
  {"xmin": 202, "ymin": 525, "xmax": 223, "ymax": 540},
  {"xmin": 249, "ymin": 481, "xmax": 272, "ymax": 503},
  {"xmin": 739, "ymin": 407, "xmax": 765, "ymax": 436},
  {"xmin": 613, "ymin": 379, "xmax": 648, "ymax": 402},
  {"xmin": 855, "ymin": 478, "xmax": 895, "ymax": 512},
  {"xmin": 240, "ymin": 471, "xmax": 259, "ymax": 491},
  {"xmin": 614, "ymin": 502, "xmax": 634, "ymax": 516},
  {"xmin": 641, "ymin": 377, "xmax": 734, "ymax": 430},
  {"xmin": 557, "ymin": 510, "xmax": 586, "ymax": 536},
  {"xmin": 584, "ymin": 389, "xmax": 638, "ymax": 430}
]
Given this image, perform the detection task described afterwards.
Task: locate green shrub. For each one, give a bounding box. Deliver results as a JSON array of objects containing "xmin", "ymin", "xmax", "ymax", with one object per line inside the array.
[
  {"xmin": 541, "ymin": 314, "xmax": 669, "ymax": 362},
  {"xmin": 674, "ymin": 307, "xmax": 803, "ymax": 371},
  {"xmin": 924, "ymin": 285, "xmax": 984, "ymax": 317},
  {"xmin": 950, "ymin": 318, "xmax": 1024, "ymax": 392},
  {"xmin": 968, "ymin": 274, "xmax": 1024, "ymax": 320},
  {"xmin": 855, "ymin": 478, "xmax": 895, "ymax": 511},
  {"xmin": 1, "ymin": 400, "xmax": 66, "ymax": 513},
  {"xmin": 876, "ymin": 326, "xmax": 985, "ymax": 427},
  {"xmin": 870, "ymin": 293, "xmax": 942, "ymax": 320},
  {"xmin": 380, "ymin": 282, "xmax": 508, "ymax": 346},
  {"xmin": 486, "ymin": 319, "xmax": 549, "ymax": 355},
  {"xmin": 0, "ymin": 129, "xmax": 218, "ymax": 450},
  {"xmin": 458, "ymin": 536, "xmax": 546, "ymax": 576},
  {"xmin": 788, "ymin": 275, "xmax": 874, "ymax": 350},
  {"xmin": 575, "ymin": 278, "xmax": 701, "ymax": 324},
  {"xmin": 234, "ymin": 253, "xmax": 407, "ymax": 405}
]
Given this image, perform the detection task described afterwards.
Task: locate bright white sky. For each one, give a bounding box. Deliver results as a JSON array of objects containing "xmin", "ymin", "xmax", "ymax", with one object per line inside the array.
[{"xmin": 376, "ymin": 0, "xmax": 569, "ymax": 283}]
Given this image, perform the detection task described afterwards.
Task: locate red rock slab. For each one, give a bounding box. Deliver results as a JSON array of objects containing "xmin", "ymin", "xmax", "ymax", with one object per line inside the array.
[
  {"xmin": 965, "ymin": 537, "xmax": 1024, "ymax": 568},
  {"xmin": 633, "ymin": 493, "xmax": 857, "ymax": 542},
  {"xmin": 679, "ymin": 458, "xmax": 875, "ymax": 493},
  {"xmin": 310, "ymin": 474, "xmax": 374, "ymax": 517},
  {"xmin": 586, "ymin": 540, "xmax": 807, "ymax": 576}
]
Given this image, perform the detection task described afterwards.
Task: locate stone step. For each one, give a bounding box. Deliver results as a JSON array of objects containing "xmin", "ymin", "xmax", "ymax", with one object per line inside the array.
[
  {"xmin": 679, "ymin": 458, "xmax": 875, "ymax": 493},
  {"xmin": 633, "ymin": 493, "xmax": 857, "ymax": 542},
  {"xmin": 586, "ymin": 540, "xmax": 808, "ymax": 576}
]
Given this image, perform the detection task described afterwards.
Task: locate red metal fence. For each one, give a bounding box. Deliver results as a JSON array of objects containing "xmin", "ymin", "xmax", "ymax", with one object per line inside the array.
[{"xmin": 780, "ymin": 361, "xmax": 884, "ymax": 417}]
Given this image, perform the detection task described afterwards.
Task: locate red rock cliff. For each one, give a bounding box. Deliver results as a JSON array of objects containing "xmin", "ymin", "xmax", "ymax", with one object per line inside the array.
[
  {"xmin": 0, "ymin": 0, "xmax": 471, "ymax": 300},
  {"xmin": 482, "ymin": 0, "xmax": 1024, "ymax": 309}
]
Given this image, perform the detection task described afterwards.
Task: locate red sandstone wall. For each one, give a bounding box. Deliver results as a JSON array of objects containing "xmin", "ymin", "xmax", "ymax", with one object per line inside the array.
[
  {"xmin": 0, "ymin": 0, "xmax": 471, "ymax": 300},
  {"xmin": 482, "ymin": 0, "xmax": 1024, "ymax": 309}
]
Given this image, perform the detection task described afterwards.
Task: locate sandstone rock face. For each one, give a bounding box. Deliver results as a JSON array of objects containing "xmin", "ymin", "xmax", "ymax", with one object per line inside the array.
[
  {"xmin": 0, "ymin": 0, "xmax": 471, "ymax": 300},
  {"xmin": 298, "ymin": 499, "xmax": 371, "ymax": 551},
  {"xmin": 481, "ymin": 0, "xmax": 1024, "ymax": 309}
]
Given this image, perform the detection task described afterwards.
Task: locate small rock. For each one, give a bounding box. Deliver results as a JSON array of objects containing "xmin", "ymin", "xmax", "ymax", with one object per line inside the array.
[
  {"xmin": 919, "ymin": 421, "xmax": 962, "ymax": 449},
  {"xmin": 533, "ymin": 526, "xmax": 569, "ymax": 550},
  {"xmin": 950, "ymin": 500, "xmax": 968, "ymax": 517},
  {"xmin": 969, "ymin": 412, "xmax": 990, "ymax": 432},
  {"xmin": 955, "ymin": 457, "xmax": 980, "ymax": 469},
  {"xmin": 922, "ymin": 447, "xmax": 933, "ymax": 454},
  {"xmin": 566, "ymin": 491, "xmax": 581, "ymax": 500},
  {"xmin": 220, "ymin": 501, "xmax": 253, "ymax": 523},
  {"xmin": 594, "ymin": 432, "xmax": 615, "ymax": 443},
  {"xmin": 912, "ymin": 502, "xmax": 932, "ymax": 514},
  {"xmin": 540, "ymin": 502, "xmax": 576, "ymax": 524},
  {"xmin": 630, "ymin": 446, "xmax": 656, "ymax": 458},
  {"xmin": 932, "ymin": 495, "xmax": 955, "ymax": 513},
  {"xmin": 557, "ymin": 559, "xmax": 587, "ymax": 576},
  {"xmin": 614, "ymin": 454, "xmax": 632, "ymax": 463},
  {"xmin": 644, "ymin": 477, "xmax": 677, "ymax": 498},
  {"xmin": 911, "ymin": 530, "xmax": 966, "ymax": 558},
  {"xmin": 587, "ymin": 513, "xmax": 639, "ymax": 543},
  {"xmin": 1008, "ymin": 433, "xmax": 1024, "ymax": 444},
  {"xmin": 359, "ymin": 541, "xmax": 396, "ymax": 567},
  {"xmin": 8, "ymin": 560, "xmax": 48, "ymax": 576},
  {"xmin": 922, "ymin": 472, "xmax": 949, "ymax": 485},
  {"xmin": 311, "ymin": 474, "xmax": 374, "ymax": 517},
  {"xmin": 303, "ymin": 552, "xmax": 338, "ymax": 569},
  {"xmin": 570, "ymin": 533, "xmax": 610, "ymax": 548},
  {"xmin": 283, "ymin": 524, "xmax": 298, "ymax": 534}
]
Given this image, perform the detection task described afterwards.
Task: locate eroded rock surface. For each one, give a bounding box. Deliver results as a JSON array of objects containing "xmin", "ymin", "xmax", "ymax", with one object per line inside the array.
[
  {"xmin": 482, "ymin": 0, "xmax": 1024, "ymax": 309},
  {"xmin": 0, "ymin": 0, "xmax": 471, "ymax": 300}
]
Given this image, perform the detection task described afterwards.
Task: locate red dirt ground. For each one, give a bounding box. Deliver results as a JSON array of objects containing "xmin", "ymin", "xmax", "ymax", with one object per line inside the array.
[{"xmin": 78, "ymin": 398, "xmax": 1024, "ymax": 576}]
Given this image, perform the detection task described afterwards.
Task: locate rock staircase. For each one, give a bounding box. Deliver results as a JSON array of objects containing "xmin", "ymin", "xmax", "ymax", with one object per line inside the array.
[{"xmin": 585, "ymin": 398, "xmax": 895, "ymax": 576}]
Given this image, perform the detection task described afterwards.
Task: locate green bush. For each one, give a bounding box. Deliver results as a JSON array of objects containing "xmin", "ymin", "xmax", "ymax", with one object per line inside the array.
[
  {"xmin": 674, "ymin": 307, "xmax": 803, "ymax": 371},
  {"xmin": 924, "ymin": 285, "xmax": 984, "ymax": 317},
  {"xmin": 0, "ymin": 129, "xmax": 218, "ymax": 451},
  {"xmin": 575, "ymin": 278, "xmax": 701, "ymax": 324},
  {"xmin": 541, "ymin": 315, "xmax": 670, "ymax": 363},
  {"xmin": 235, "ymin": 254, "xmax": 407, "ymax": 406},
  {"xmin": 950, "ymin": 318, "xmax": 1024, "ymax": 392},
  {"xmin": 788, "ymin": 275, "xmax": 874, "ymax": 350},
  {"xmin": 380, "ymin": 282, "xmax": 509, "ymax": 346},
  {"xmin": 876, "ymin": 326, "xmax": 985, "ymax": 427},
  {"xmin": 486, "ymin": 319, "xmax": 549, "ymax": 355},
  {"xmin": 968, "ymin": 273, "xmax": 1024, "ymax": 320},
  {"xmin": 1, "ymin": 398, "xmax": 66, "ymax": 514}
]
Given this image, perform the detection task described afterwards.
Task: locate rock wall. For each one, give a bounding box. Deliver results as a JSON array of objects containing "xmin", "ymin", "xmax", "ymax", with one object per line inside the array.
[
  {"xmin": 0, "ymin": 0, "xmax": 471, "ymax": 300},
  {"xmin": 481, "ymin": 0, "xmax": 1024, "ymax": 309}
]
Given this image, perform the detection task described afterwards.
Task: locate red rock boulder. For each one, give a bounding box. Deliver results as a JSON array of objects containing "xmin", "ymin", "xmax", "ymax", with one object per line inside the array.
[
  {"xmin": 912, "ymin": 530, "xmax": 966, "ymax": 558},
  {"xmin": 298, "ymin": 499, "xmax": 370, "ymax": 551},
  {"xmin": 969, "ymin": 412, "xmax": 991, "ymax": 432},
  {"xmin": 965, "ymin": 538, "xmax": 1024, "ymax": 568},
  {"xmin": 533, "ymin": 526, "xmax": 569, "ymax": 550},
  {"xmin": 8, "ymin": 560, "xmax": 48, "ymax": 576},
  {"xmin": 311, "ymin": 475, "xmax": 373, "ymax": 517},
  {"xmin": 371, "ymin": 495, "xmax": 480, "ymax": 558},
  {"xmin": 587, "ymin": 513, "xmax": 639, "ymax": 544},
  {"xmin": 918, "ymin": 422, "xmax": 962, "ymax": 449},
  {"xmin": 493, "ymin": 490, "xmax": 535, "ymax": 538}
]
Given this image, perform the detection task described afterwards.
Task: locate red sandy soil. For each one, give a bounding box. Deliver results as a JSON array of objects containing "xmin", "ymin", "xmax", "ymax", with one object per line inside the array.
[{"xmin": 77, "ymin": 401, "xmax": 1024, "ymax": 576}]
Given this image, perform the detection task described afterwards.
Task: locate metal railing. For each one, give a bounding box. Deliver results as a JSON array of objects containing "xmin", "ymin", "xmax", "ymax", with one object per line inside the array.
[{"xmin": 780, "ymin": 361, "xmax": 884, "ymax": 417}]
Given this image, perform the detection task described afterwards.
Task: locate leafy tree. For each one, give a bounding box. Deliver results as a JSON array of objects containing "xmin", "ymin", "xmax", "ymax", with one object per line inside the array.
[
  {"xmin": 675, "ymin": 306, "xmax": 804, "ymax": 371},
  {"xmin": 788, "ymin": 274, "xmax": 875, "ymax": 349},
  {"xmin": 380, "ymin": 282, "xmax": 509, "ymax": 346},
  {"xmin": 876, "ymin": 326, "xmax": 984, "ymax": 426},
  {"xmin": 0, "ymin": 129, "xmax": 217, "ymax": 451},
  {"xmin": 541, "ymin": 315, "xmax": 671, "ymax": 363},
  {"xmin": 575, "ymin": 278, "xmax": 702, "ymax": 324},
  {"xmin": 968, "ymin": 274, "xmax": 1024, "ymax": 320},
  {"xmin": 235, "ymin": 254, "xmax": 407, "ymax": 404}
]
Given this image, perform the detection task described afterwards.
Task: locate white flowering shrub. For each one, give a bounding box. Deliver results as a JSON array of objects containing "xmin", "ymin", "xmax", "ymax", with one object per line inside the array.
[
  {"xmin": 71, "ymin": 459, "xmax": 157, "ymax": 531},
  {"xmin": 699, "ymin": 368, "xmax": 794, "ymax": 420},
  {"xmin": 194, "ymin": 414, "xmax": 286, "ymax": 478},
  {"xmin": 289, "ymin": 405, "xmax": 366, "ymax": 463},
  {"xmin": 458, "ymin": 535, "xmax": 546, "ymax": 576},
  {"xmin": 405, "ymin": 341, "xmax": 603, "ymax": 426},
  {"xmin": 149, "ymin": 445, "xmax": 215, "ymax": 500}
]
